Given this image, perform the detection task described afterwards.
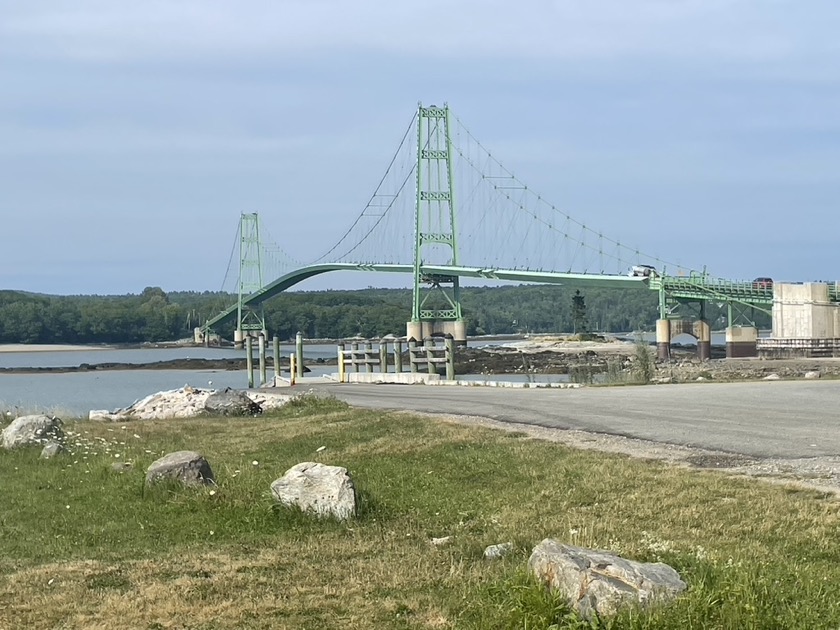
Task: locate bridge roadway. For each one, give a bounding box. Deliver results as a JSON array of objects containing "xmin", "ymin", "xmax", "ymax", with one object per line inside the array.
[
  {"xmin": 203, "ymin": 263, "xmax": 647, "ymax": 331},
  {"xmin": 310, "ymin": 379, "xmax": 840, "ymax": 460},
  {"xmin": 203, "ymin": 261, "xmax": 798, "ymax": 334}
]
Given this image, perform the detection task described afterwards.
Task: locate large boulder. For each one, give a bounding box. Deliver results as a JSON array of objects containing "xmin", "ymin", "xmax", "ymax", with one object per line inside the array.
[
  {"xmin": 2, "ymin": 415, "xmax": 64, "ymax": 449},
  {"xmin": 270, "ymin": 462, "xmax": 356, "ymax": 520},
  {"xmin": 146, "ymin": 451, "xmax": 215, "ymax": 486},
  {"xmin": 528, "ymin": 540, "xmax": 686, "ymax": 620},
  {"xmin": 204, "ymin": 388, "xmax": 262, "ymax": 417}
]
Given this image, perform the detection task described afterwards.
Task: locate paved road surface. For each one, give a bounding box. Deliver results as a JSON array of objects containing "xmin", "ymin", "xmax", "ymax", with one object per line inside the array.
[{"xmin": 312, "ymin": 380, "xmax": 840, "ymax": 459}]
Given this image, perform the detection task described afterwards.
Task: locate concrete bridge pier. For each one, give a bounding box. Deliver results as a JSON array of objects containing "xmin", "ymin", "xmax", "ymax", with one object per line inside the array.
[
  {"xmin": 725, "ymin": 326, "xmax": 758, "ymax": 358},
  {"xmin": 406, "ymin": 320, "xmax": 467, "ymax": 345},
  {"xmin": 694, "ymin": 319, "xmax": 712, "ymax": 361},
  {"xmin": 656, "ymin": 319, "xmax": 671, "ymax": 360},
  {"xmin": 234, "ymin": 329, "xmax": 268, "ymax": 350},
  {"xmin": 656, "ymin": 318, "xmax": 712, "ymax": 361}
]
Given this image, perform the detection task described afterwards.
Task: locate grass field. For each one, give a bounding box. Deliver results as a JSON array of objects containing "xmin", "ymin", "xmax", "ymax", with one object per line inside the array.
[{"xmin": 1, "ymin": 395, "xmax": 839, "ymax": 629}]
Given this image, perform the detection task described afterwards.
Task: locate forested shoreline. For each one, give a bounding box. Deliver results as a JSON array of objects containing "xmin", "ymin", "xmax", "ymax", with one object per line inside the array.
[{"xmin": 0, "ymin": 284, "xmax": 768, "ymax": 344}]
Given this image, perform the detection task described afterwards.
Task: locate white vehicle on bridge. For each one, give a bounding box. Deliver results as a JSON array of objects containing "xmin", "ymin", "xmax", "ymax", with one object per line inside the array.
[{"xmin": 629, "ymin": 264, "xmax": 658, "ymax": 278}]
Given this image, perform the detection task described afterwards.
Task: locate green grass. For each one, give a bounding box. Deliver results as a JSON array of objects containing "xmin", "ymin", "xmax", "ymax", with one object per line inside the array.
[{"xmin": 1, "ymin": 395, "xmax": 839, "ymax": 628}]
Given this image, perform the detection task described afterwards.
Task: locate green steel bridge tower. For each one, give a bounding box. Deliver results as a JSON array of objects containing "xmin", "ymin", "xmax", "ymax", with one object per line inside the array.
[
  {"xmin": 234, "ymin": 212, "xmax": 266, "ymax": 347},
  {"xmin": 408, "ymin": 103, "xmax": 466, "ymax": 342}
]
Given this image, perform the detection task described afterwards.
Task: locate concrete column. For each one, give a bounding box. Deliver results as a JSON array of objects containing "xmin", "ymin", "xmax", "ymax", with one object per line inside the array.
[
  {"xmin": 694, "ymin": 319, "xmax": 711, "ymax": 361},
  {"xmin": 273, "ymin": 336, "xmax": 281, "ymax": 380},
  {"xmin": 725, "ymin": 326, "xmax": 758, "ymax": 358},
  {"xmin": 234, "ymin": 329, "xmax": 245, "ymax": 350},
  {"xmin": 351, "ymin": 342, "xmax": 359, "ymax": 372},
  {"xmin": 424, "ymin": 339, "xmax": 435, "ymax": 375},
  {"xmin": 394, "ymin": 340, "xmax": 403, "ymax": 373},
  {"xmin": 421, "ymin": 321, "xmax": 434, "ymax": 340},
  {"xmin": 406, "ymin": 321, "xmax": 423, "ymax": 342},
  {"xmin": 295, "ymin": 332, "xmax": 304, "ymax": 379},
  {"xmin": 451, "ymin": 320, "xmax": 468, "ymax": 346},
  {"xmin": 408, "ymin": 339, "xmax": 418, "ymax": 373},
  {"xmin": 365, "ymin": 342, "xmax": 373, "ymax": 373},
  {"xmin": 656, "ymin": 319, "xmax": 671, "ymax": 360},
  {"xmin": 258, "ymin": 334, "xmax": 267, "ymax": 386},
  {"xmin": 245, "ymin": 336, "xmax": 254, "ymax": 388}
]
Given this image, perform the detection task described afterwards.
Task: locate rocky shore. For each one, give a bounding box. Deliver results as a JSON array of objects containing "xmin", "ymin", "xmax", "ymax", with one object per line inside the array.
[{"xmin": 457, "ymin": 336, "xmax": 840, "ymax": 383}]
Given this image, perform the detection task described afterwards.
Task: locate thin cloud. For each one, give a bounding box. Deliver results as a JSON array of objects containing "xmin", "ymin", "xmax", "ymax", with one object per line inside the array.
[{"xmin": 0, "ymin": 0, "xmax": 829, "ymax": 63}]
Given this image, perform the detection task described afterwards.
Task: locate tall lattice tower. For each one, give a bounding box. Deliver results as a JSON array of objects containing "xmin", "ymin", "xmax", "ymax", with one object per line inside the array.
[
  {"xmin": 407, "ymin": 103, "xmax": 466, "ymax": 342},
  {"xmin": 234, "ymin": 212, "xmax": 266, "ymax": 347}
]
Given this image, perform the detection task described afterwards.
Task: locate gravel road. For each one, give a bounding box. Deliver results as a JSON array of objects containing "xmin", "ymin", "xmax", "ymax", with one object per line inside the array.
[{"xmin": 312, "ymin": 379, "xmax": 840, "ymax": 494}]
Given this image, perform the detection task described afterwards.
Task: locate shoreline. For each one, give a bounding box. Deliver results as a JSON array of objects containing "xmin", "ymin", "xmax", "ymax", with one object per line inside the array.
[{"xmin": 0, "ymin": 344, "xmax": 116, "ymax": 354}]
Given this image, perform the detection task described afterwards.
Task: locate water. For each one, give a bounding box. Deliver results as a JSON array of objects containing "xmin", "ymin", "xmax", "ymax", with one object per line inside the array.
[
  {"xmin": 0, "ymin": 341, "xmax": 549, "ymax": 416},
  {"xmin": 0, "ymin": 345, "xmax": 318, "ymax": 369},
  {"xmin": 0, "ymin": 333, "xmax": 758, "ymax": 417},
  {"xmin": 0, "ymin": 369, "xmax": 250, "ymax": 417},
  {"xmin": 0, "ymin": 339, "xmax": 501, "ymax": 369}
]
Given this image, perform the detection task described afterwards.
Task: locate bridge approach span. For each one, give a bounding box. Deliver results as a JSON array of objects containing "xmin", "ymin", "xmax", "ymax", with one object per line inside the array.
[{"xmin": 202, "ymin": 263, "xmax": 648, "ymax": 332}]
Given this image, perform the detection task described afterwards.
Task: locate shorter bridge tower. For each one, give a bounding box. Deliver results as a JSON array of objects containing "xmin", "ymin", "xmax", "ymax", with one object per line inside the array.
[
  {"xmin": 407, "ymin": 103, "xmax": 467, "ymax": 343},
  {"xmin": 234, "ymin": 212, "xmax": 267, "ymax": 349}
]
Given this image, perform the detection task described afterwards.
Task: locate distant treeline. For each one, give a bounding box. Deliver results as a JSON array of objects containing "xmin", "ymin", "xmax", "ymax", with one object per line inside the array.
[{"xmin": 0, "ymin": 285, "xmax": 769, "ymax": 344}]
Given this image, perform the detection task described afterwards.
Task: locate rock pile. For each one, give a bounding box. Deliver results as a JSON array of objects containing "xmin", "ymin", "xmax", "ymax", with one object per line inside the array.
[{"xmin": 89, "ymin": 386, "xmax": 293, "ymax": 421}]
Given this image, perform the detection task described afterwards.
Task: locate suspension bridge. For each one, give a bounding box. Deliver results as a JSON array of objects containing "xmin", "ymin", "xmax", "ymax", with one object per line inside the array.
[{"xmin": 201, "ymin": 104, "xmax": 837, "ymax": 359}]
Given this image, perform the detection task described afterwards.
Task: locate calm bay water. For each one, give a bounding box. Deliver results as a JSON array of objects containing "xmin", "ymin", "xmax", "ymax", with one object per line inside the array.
[
  {"xmin": 0, "ymin": 346, "xmax": 336, "ymax": 417},
  {"xmin": 0, "ymin": 333, "xmax": 751, "ymax": 417},
  {"xmin": 0, "ymin": 342, "xmax": 564, "ymax": 417}
]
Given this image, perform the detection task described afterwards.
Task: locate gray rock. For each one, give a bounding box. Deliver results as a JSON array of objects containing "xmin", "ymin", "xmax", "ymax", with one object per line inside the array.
[
  {"xmin": 484, "ymin": 542, "xmax": 513, "ymax": 559},
  {"xmin": 145, "ymin": 451, "xmax": 214, "ymax": 486},
  {"xmin": 763, "ymin": 373, "xmax": 781, "ymax": 381},
  {"xmin": 40, "ymin": 442, "xmax": 65, "ymax": 459},
  {"xmin": 112, "ymin": 462, "xmax": 134, "ymax": 473},
  {"xmin": 270, "ymin": 462, "xmax": 356, "ymax": 520},
  {"xmin": 528, "ymin": 540, "xmax": 686, "ymax": 619},
  {"xmin": 2, "ymin": 415, "xmax": 64, "ymax": 449},
  {"xmin": 204, "ymin": 388, "xmax": 262, "ymax": 417},
  {"xmin": 804, "ymin": 371, "xmax": 821, "ymax": 379}
]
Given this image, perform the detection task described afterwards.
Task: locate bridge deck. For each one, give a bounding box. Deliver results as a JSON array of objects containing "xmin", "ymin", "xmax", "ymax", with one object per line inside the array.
[{"xmin": 203, "ymin": 264, "xmax": 838, "ymax": 332}]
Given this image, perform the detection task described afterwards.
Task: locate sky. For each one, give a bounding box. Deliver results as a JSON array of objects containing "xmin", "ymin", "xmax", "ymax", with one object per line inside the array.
[{"xmin": 2, "ymin": 0, "xmax": 839, "ymax": 295}]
